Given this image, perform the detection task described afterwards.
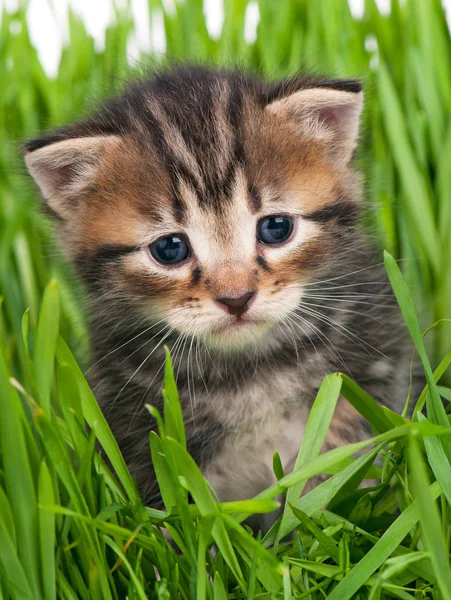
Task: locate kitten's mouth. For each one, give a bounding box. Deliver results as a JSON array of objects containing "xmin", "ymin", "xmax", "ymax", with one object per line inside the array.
[
  {"xmin": 215, "ymin": 315, "xmax": 261, "ymax": 331},
  {"xmin": 228, "ymin": 316, "xmax": 254, "ymax": 327},
  {"xmin": 208, "ymin": 315, "xmax": 271, "ymax": 347}
]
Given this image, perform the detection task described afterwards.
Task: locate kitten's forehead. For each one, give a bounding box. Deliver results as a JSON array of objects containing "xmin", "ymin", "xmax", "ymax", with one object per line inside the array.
[
  {"xmin": 147, "ymin": 78, "xmax": 237, "ymax": 184},
  {"xmin": 133, "ymin": 78, "xmax": 342, "ymax": 224},
  {"xmin": 137, "ymin": 77, "xmax": 253, "ymax": 222},
  {"xmin": 79, "ymin": 69, "xmax": 355, "ymax": 254}
]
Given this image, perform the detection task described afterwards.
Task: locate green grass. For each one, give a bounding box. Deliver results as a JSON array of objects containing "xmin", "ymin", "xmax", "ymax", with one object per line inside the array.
[{"xmin": 0, "ymin": 0, "xmax": 451, "ymax": 598}]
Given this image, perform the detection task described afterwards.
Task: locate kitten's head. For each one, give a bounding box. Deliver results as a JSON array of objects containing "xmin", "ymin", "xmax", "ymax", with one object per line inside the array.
[{"xmin": 24, "ymin": 65, "xmax": 363, "ymax": 351}]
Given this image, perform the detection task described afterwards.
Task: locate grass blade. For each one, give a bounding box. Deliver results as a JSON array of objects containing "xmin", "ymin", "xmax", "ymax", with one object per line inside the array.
[
  {"xmin": 327, "ymin": 482, "xmax": 442, "ymax": 600},
  {"xmin": 38, "ymin": 460, "xmax": 56, "ymax": 600},
  {"xmin": 409, "ymin": 435, "xmax": 451, "ymax": 598},
  {"xmin": 34, "ymin": 279, "xmax": 60, "ymax": 413},
  {"xmin": 0, "ymin": 346, "xmax": 40, "ymax": 598}
]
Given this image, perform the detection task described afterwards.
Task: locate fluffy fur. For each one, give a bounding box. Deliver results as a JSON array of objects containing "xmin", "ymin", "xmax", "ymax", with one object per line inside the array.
[{"xmin": 24, "ymin": 65, "xmax": 409, "ymax": 511}]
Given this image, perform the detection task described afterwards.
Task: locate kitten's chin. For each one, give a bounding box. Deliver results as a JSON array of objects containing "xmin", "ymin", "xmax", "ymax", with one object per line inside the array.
[{"xmin": 207, "ymin": 319, "xmax": 273, "ymax": 351}]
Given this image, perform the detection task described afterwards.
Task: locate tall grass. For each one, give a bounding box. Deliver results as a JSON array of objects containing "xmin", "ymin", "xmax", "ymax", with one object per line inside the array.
[
  {"xmin": 0, "ymin": 0, "xmax": 450, "ymax": 598},
  {"xmin": 1, "ymin": 263, "xmax": 451, "ymax": 598}
]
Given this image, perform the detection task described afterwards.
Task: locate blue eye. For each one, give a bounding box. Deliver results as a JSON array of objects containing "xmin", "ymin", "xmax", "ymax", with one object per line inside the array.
[
  {"xmin": 258, "ymin": 216, "xmax": 294, "ymax": 244},
  {"xmin": 150, "ymin": 235, "xmax": 191, "ymax": 265}
]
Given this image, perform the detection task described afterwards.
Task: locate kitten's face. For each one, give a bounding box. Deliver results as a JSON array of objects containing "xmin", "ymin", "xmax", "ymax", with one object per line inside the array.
[
  {"xmin": 24, "ymin": 68, "xmax": 363, "ymax": 352},
  {"xmin": 99, "ymin": 162, "xmax": 321, "ymax": 349}
]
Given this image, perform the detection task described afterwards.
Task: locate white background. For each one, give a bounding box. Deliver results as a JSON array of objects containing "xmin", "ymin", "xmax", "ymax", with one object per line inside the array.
[{"xmin": 1, "ymin": 0, "xmax": 450, "ymax": 78}]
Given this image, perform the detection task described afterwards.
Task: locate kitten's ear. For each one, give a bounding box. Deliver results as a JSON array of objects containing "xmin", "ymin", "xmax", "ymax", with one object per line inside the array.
[
  {"xmin": 24, "ymin": 135, "xmax": 121, "ymax": 220},
  {"xmin": 266, "ymin": 86, "xmax": 363, "ymax": 163}
]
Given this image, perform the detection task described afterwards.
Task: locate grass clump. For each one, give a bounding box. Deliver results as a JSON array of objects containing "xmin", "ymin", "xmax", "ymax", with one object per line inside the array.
[
  {"xmin": 1, "ymin": 254, "xmax": 451, "ymax": 598},
  {"xmin": 0, "ymin": 0, "xmax": 451, "ymax": 597}
]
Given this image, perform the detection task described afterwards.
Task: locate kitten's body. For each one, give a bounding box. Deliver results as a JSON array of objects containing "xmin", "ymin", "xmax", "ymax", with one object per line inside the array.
[
  {"xmin": 90, "ymin": 243, "xmax": 405, "ymax": 505},
  {"xmin": 25, "ymin": 65, "xmax": 409, "ymax": 509}
]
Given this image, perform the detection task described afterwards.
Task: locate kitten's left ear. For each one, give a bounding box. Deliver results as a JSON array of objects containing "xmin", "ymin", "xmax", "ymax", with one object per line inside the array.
[
  {"xmin": 266, "ymin": 86, "xmax": 363, "ymax": 164},
  {"xmin": 24, "ymin": 135, "xmax": 121, "ymax": 221}
]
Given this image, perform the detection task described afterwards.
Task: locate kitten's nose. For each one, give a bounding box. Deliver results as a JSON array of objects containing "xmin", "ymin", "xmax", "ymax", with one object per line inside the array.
[{"xmin": 216, "ymin": 291, "xmax": 256, "ymax": 317}]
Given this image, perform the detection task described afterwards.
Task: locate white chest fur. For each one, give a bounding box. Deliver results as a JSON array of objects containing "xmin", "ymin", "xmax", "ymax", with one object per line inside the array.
[
  {"xmin": 205, "ymin": 413, "xmax": 306, "ymax": 501},
  {"xmin": 202, "ymin": 371, "xmax": 310, "ymax": 502}
]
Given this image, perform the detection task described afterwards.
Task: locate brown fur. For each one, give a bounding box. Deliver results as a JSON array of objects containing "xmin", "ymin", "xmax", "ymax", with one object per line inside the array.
[{"xmin": 24, "ymin": 66, "xmax": 411, "ymax": 526}]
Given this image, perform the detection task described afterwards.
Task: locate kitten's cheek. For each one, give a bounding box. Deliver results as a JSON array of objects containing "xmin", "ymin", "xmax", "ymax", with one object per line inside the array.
[{"xmin": 256, "ymin": 288, "xmax": 304, "ymax": 322}]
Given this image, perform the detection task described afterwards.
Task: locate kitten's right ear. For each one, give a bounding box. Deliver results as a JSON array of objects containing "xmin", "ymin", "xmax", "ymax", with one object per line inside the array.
[
  {"xmin": 266, "ymin": 85, "xmax": 363, "ymax": 164},
  {"xmin": 24, "ymin": 135, "xmax": 121, "ymax": 220}
]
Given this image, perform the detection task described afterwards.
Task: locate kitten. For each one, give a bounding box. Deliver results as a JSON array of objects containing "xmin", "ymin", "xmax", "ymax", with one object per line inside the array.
[{"xmin": 25, "ymin": 65, "xmax": 409, "ymax": 509}]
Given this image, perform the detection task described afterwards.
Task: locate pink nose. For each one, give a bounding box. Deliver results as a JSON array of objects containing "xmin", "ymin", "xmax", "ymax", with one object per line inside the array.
[{"xmin": 216, "ymin": 291, "xmax": 256, "ymax": 317}]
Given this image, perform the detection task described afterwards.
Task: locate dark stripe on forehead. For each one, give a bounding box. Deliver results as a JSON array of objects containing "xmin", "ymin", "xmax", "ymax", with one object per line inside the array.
[
  {"xmin": 169, "ymin": 160, "xmax": 204, "ymax": 220},
  {"xmin": 210, "ymin": 82, "xmax": 246, "ymax": 205},
  {"xmin": 248, "ymin": 186, "xmax": 262, "ymax": 213},
  {"xmin": 220, "ymin": 160, "xmax": 240, "ymax": 203},
  {"xmin": 169, "ymin": 151, "xmax": 204, "ymax": 200},
  {"xmin": 141, "ymin": 108, "xmax": 203, "ymax": 223},
  {"xmin": 303, "ymin": 201, "xmax": 359, "ymax": 227},
  {"xmin": 227, "ymin": 84, "xmax": 245, "ymax": 166},
  {"xmin": 166, "ymin": 176, "xmax": 187, "ymax": 224},
  {"xmin": 170, "ymin": 188, "xmax": 186, "ymax": 224}
]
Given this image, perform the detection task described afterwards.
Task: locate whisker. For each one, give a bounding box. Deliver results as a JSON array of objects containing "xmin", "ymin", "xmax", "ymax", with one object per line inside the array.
[
  {"xmin": 296, "ymin": 305, "xmax": 389, "ymax": 359},
  {"xmin": 303, "ymin": 258, "xmax": 412, "ymax": 288},
  {"xmin": 297, "ymin": 300, "xmax": 388, "ymax": 326},
  {"xmin": 86, "ymin": 308, "xmax": 186, "ymax": 375},
  {"xmin": 274, "ymin": 315, "xmax": 301, "ymax": 365},
  {"xmin": 305, "ymin": 281, "xmax": 392, "ymax": 291},
  {"xmin": 282, "ymin": 309, "xmax": 350, "ymax": 374},
  {"xmin": 302, "ymin": 292, "xmax": 396, "ymax": 301},
  {"xmin": 92, "ymin": 322, "xmax": 174, "ymax": 392},
  {"xmin": 185, "ymin": 327, "xmax": 204, "ymax": 444},
  {"xmin": 194, "ymin": 334, "xmax": 209, "ymax": 396},
  {"xmin": 174, "ymin": 332, "xmax": 190, "ymax": 382},
  {"xmin": 128, "ymin": 328, "xmax": 193, "ymax": 430},
  {"xmin": 264, "ymin": 299, "xmax": 349, "ymax": 374},
  {"xmin": 107, "ymin": 328, "xmax": 175, "ymax": 413}
]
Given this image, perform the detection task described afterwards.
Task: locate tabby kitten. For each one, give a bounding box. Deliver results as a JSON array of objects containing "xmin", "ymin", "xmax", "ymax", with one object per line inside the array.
[{"xmin": 25, "ymin": 65, "xmax": 408, "ymax": 508}]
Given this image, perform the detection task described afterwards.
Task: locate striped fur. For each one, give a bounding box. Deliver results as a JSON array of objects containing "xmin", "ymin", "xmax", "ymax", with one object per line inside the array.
[{"xmin": 24, "ymin": 65, "xmax": 411, "ymax": 519}]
